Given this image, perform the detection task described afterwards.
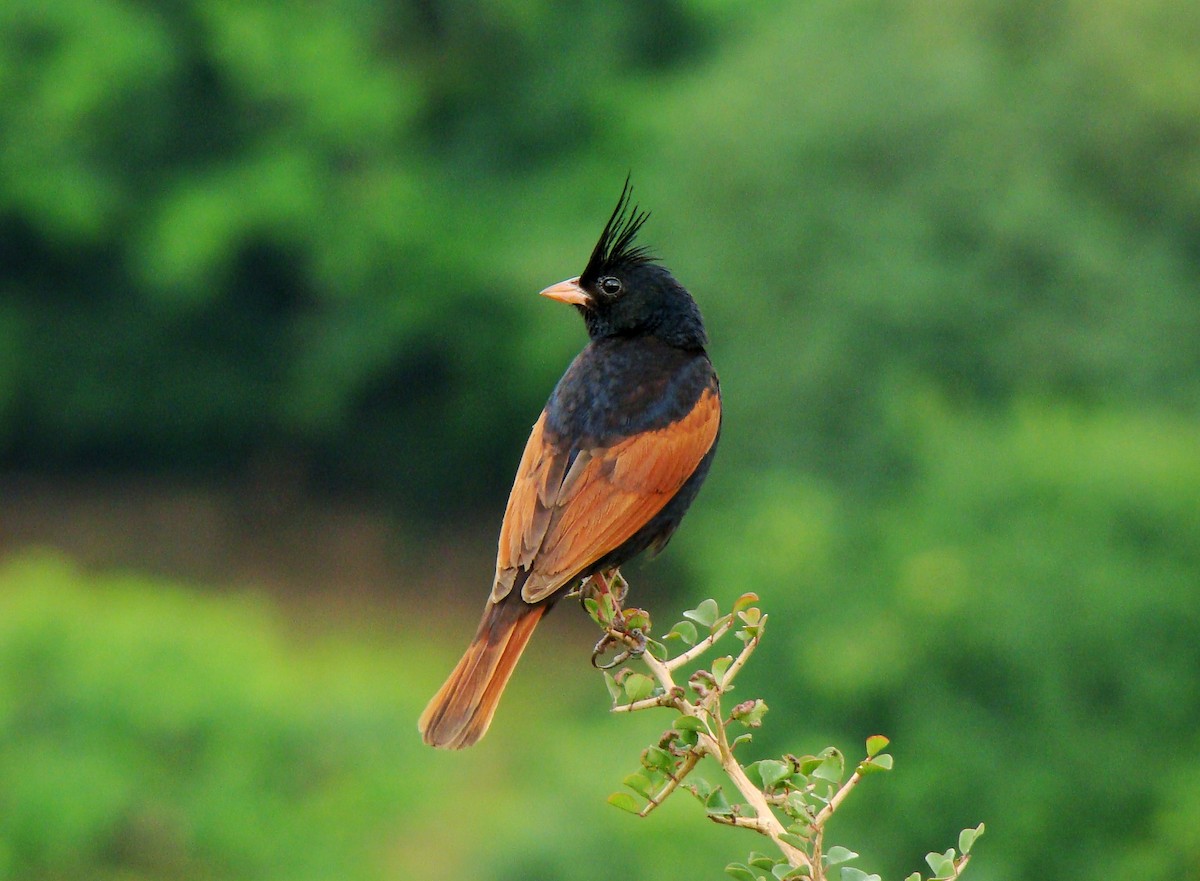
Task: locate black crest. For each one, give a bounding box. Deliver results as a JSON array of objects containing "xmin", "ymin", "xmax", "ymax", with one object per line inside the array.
[{"xmin": 581, "ymin": 177, "xmax": 655, "ymax": 283}]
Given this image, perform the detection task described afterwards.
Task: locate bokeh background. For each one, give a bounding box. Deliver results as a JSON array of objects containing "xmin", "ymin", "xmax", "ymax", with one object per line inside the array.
[{"xmin": 2, "ymin": 1, "xmax": 1198, "ymax": 879}]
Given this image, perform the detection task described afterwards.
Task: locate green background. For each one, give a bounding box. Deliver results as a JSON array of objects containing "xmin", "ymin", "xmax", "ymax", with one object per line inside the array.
[{"xmin": 1, "ymin": 1, "xmax": 1198, "ymax": 878}]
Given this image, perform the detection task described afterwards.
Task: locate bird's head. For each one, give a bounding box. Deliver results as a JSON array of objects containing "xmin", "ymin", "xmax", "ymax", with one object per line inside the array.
[{"xmin": 540, "ymin": 180, "xmax": 707, "ymax": 350}]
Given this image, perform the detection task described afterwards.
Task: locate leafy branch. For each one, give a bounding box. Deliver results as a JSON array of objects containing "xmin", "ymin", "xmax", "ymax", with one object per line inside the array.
[{"xmin": 580, "ymin": 578, "xmax": 984, "ymax": 881}]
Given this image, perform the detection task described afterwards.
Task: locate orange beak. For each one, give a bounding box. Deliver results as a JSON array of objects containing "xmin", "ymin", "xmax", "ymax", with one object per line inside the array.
[{"xmin": 539, "ymin": 276, "xmax": 592, "ymax": 308}]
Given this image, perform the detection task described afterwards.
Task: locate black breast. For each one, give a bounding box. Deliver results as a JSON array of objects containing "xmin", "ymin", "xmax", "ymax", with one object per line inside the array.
[
  {"xmin": 545, "ymin": 336, "xmax": 716, "ymax": 448},
  {"xmin": 543, "ymin": 335, "xmax": 722, "ymax": 575}
]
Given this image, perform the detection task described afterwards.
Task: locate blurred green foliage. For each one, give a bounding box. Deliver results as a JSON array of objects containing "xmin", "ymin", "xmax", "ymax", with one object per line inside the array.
[
  {"xmin": 0, "ymin": 0, "xmax": 718, "ymax": 507},
  {"xmin": 1, "ymin": 0, "xmax": 1198, "ymax": 879},
  {"xmin": 0, "ymin": 554, "xmax": 419, "ymax": 881}
]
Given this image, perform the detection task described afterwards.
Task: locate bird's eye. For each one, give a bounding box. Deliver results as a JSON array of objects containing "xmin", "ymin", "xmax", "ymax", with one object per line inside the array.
[{"xmin": 599, "ymin": 276, "xmax": 622, "ymax": 296}]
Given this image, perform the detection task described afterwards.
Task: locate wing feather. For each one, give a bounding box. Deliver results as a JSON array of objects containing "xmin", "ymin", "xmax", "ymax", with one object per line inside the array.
[
  {"xmin": 490, "ymin": 388, "xmax": 720, "ymax": 605},
  {"xmin": 493, "ymin": 413, "xmax": 567, "ymax": 599}
]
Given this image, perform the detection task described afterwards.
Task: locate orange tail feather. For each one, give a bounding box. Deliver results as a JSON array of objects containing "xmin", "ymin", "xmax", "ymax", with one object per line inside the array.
[{"xmin": 419, "ymin": 598, "xmax": 546, "ymax": 749}]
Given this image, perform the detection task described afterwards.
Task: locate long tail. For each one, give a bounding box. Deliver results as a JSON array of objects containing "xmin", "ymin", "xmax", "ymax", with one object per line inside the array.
[{"xmin": 419, "ymin": 596, "xmax": 547, "ymax": 749}]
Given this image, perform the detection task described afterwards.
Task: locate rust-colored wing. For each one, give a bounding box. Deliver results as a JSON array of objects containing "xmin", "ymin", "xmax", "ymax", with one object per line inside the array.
[
  {"xmin": 491, "ymin": 387, "xmax": 720, "ymax": 605},
  {"xmin": 493, "ymin": 411, "xmax": 567, "ymax": 597}
]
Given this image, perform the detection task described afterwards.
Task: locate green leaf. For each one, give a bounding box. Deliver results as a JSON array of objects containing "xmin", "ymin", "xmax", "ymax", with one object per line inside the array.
[
  {"xmin": 711, "ymin": 655, "xmax": 733, "ymax": 686},
  {"xmin": 596, "ymin": 592, "xmax": 616, "ymax": 624},
  {"xmin": 673, "ymin": 715, "xmax": 707, "ymax": 733},
  {"xmin": 646, "ymin": 638, "xmax": 668, "ymax": 661},
  {"xmin": 642, "ymin": 746, "xmax": 675, "ymax": 773},
  {"xmin": 824, "ymin": 846, "xmax": 858, "ymax": 867},
  {"xmin": 959, "ymin": 823, "xmax": 985, "ymax": 855},
  {"xmin": 738, "ymin": 607, "xmax": 762, "ymax": 626},
  {"xmin": 687, "ymin": 775, "xmax": 714, "ymax": 800},
  {"xmin": 772, "ymin": 863, "xmax": 810, "ymax": 879},
  {"xmin": 865, "ymin": 734, "xmax": 889, "ymax": 757},
  {"xmin": 839, "ymin": 870, "xmax": 880, "ymax": 881},
  {"xmin": 731, "ymin": 732, "xmax": 754, "ymax": 749},
  {"xmin": 705, "ymin": 786, "xmax": 733, "ymax": 815},
  {"xmin": 607, "ymin": 792, "xmax": 640, "ymax": 814},
  {"xmin": 602, "ymin": 671, "xmax": 622, "ymax": 702},
  {"xmin": 757, "ymin": 759, "xmax": 790, "ymax": 792},
  {"xmin": 583, "ymin": 597, "xmax": 601, "ymax": 622},
  {"xmin": 779, "ymin": 832, "xmax": 809, "ymax": 850},
  {"xmin": 732, "ymin": 592, "xmax": 760, "ymax": 612},
  {"xmin": 731, "ymin": 699, "xmax": 769, "ymax": 728},
  {"xmin": 668, "ymin": 620, "xmax": 698, "ymax": 645},
  {"xmin": 925, "ymin": 849, "xmax": 956, "ymax": 877},
  {"xmin": 725, "ymin": 864, "xmax": 758, "ymax": 881},
  {"xmin": 904, "ymin": 874, "xmax": 921, "ymax": 881},
  {"xmin": 784, "ymin": 791, "xmax": 810, "ymax": 818},
  {"xmin": 624, "ymin": 608, "xmax": 651, "ymax": 632},
  {"xmin": 683, "ymin": 598, "xmax": 719, "ymax": 629},
  {"xmin": 742, "ymin": 761, "xmax": 764, "ymax": 790},
  {"xmin": 623, "ymin": 772, "xmax": 654, "ymax": 798},
  {"xmin": 748, "ymin": 852, "xmax": 776, "ymax": 870},
  {"xmin": 623, "ymin": 673, "xmax": 655, "ymax": 702},
  {"xmin": 688, "ymin": 669, "xmax": 717, "ymax": 696},
  {"xmin": 796, "ymin": 755, "xmax": 823, "ymax": 775},
  {"xmin": 813, "ymin": 749, "xmax": 845, "ymax": 783},
  {"xmin": 859, "ymin": 753, "xmax": 893, "ymax": 774}
]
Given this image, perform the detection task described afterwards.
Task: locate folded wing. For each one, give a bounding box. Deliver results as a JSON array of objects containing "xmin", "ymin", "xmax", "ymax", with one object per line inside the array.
[{"xmin": 492, "ymin": 386, "xmax": 721, "ymax": 605}]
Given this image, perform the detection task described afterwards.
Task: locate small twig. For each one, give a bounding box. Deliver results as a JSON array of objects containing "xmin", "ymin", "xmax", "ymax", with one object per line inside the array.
[
  {"xmin": 703, "ymin": 733, "xmax": 811, "ymax": 870},
  {"xmin": 611, "ymin": 692, "xmax": 680, "ymax": 713},
  {"xmin": 718, "ymin": 617, "xmax": 766, "ymax": 687},
  {"xmin": 598, "ymin": 592, "xmax": 979, "ymax": 881},
  {"xmin": 813, "ymin": 767, "xmax": 863, "ymax": 827},
  {"xmin": 615, "ymin": 619, "xmax": 813, "ymax": 873},
  {"xmin": 641, "ymin": 645, "xmax": 682, "ymax": 695},
  {"xmin": 708, "ymin": 814, "xmax": 776, "ymax": 832},
  {"xmin": 638, "ymin": 750, "xmax": 702, "ymax": 816},
  {"xmin": 664, "ymin": 619, "xmax": 736, "ymax": 672}
]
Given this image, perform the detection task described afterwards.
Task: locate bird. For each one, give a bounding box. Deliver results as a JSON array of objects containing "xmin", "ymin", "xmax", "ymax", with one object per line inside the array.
[{"xmin": 418, "ymin": 181, "xmax": 721, "ymax": 749}]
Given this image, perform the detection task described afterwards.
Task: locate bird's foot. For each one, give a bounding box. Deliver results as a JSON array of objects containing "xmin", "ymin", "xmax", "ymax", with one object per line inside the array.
[
  {"xmin": 591, "ymin": 606, "xmax": 652, "ymax": 670},
  {"xmin": 591, "ymin": 624, "xmax": 647, "ymax": 669},
  {"xmin": 578, "ymin": 568, "xmax": 650, "ymax": 667}
]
